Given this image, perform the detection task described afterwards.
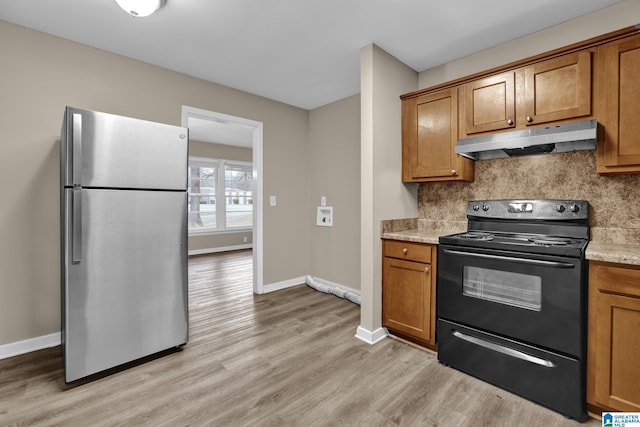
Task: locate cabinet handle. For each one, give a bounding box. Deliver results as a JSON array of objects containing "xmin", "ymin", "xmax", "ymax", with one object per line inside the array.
[
  {"xmin": 507, "ymin": 119, "xmax": 514, "ymax": 126},
  {"xmin": 402, "ymin": 248, "xmax": 408, "ymax": 255},
  {"xmin": 450, "ymin": 169, "xmax": 457, "ymax": 175},
  {"xmin": 526, "ymin": 116, "xmax": 533, "ymax": 123},
  {"xmin": 425, "ymin": 267, "xmax": 430, "ymax": 273}
]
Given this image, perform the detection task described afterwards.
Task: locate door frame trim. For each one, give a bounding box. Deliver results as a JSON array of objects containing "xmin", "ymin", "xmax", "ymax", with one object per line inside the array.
[{"xmin": 181, "ymin": 106, "xmax": 264, "ymax": 294}]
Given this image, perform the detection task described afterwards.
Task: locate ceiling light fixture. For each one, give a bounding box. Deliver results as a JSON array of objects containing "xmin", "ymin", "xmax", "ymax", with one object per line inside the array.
[{"xmin": 115, "ymin": 0, "xmax": 166, "ymax": 17}]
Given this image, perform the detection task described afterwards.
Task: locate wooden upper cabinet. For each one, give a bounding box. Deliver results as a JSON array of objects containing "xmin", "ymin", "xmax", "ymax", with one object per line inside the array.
[
  {"xmin": 399, "ymin": 28, "xmax": 640, "ymax": 182},
  {"xmin": 462, "ymin": 71, "xmax": 515, "ymax": 135},
  {"xmin": 460, "ymin": 50, "xmax": 593, "ymax": 138},
  {"xmin": 402, "ymin": 88, "xmax": 473, "ymax": 182},
  {"xmin": 522, "ymin": 50, "xmax": 592, "ymax": 126},
  {"xmin": 598, "ymin": 33, "xmax": 640, "ymax": 174}
]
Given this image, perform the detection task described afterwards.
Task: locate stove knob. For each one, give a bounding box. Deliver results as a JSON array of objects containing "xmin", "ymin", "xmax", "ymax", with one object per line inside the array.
[
  {"xmin": 556, "ymin": 204, "xmax": 566, "ymax": 213},
  {"xmin": 569, "ymin": 204, "xmax": 580, "ymax": 213},
  {"xmin": 472, "ymin": 204, "xmax": 480, "ymax": 211},
  {"xmin": 482, "ymin": 204, "xmax": 490, "ymax": 212}
]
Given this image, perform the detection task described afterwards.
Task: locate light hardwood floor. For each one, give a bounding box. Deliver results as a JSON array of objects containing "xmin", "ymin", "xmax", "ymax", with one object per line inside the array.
[{"xmin": 0, "ymin": 250, "xmax": 598, "ymax": 426}]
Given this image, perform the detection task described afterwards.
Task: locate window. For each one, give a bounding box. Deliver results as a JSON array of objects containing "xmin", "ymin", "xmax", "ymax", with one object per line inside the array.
[
  {"xmin": 224, "ymin": 162, "xmax": 253, "ymax": 228},
  {"xmin": 462, "ymin": 266, "xmax": 542, "ymax": 311},
  {"xmin": 188, "ymin": 157, "xmax": 252, "ymax": 234}
]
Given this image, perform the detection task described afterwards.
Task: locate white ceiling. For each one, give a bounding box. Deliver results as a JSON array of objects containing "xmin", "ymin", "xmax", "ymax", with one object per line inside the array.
[{"xmin": 0, "ymin": 0, "xmax": 624, "ymax": 112}]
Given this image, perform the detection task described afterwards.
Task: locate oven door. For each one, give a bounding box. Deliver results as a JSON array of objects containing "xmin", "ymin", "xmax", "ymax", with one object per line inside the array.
[{"xmin": 437, "ymin": 244, "xmax": 586, "ymax": 357}]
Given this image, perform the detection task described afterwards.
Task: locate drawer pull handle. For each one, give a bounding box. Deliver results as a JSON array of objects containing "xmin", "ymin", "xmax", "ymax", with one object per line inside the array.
[
  {"xmin": 425, "ymin": 267, "xmax": 430, "ymax": 273},
  {"xmin": 402, "ymin": 248, "xmax": 408, "ymax": 255},
  {"xmin": 452, "ymin": 330, "xmax": 556, "ymax": 368}
]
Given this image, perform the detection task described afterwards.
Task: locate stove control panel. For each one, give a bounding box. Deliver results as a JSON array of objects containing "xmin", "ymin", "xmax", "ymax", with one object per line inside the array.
[
  {"xmin": 507, "ymin": 202, "xmax": 533, "ymax": 213},
  {"xmin": 467, "ymin": 199, "xmax": 589, "ymax": 221}
]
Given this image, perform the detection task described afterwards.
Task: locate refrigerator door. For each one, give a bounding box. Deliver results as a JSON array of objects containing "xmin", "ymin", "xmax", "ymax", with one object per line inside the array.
[
  {"xmin": 61, "ymin": 107, "xmax": 188, "ymax": 190},
  {"xmin": 62, "ymin": 188, "xmax": 188, "ymax": 383}
]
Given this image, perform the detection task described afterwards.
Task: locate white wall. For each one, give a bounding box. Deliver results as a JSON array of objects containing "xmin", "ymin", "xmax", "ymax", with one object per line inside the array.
[
  {"xmin": 308, "ymin": 95, "xmax": 361, "ymax": 290},
  {"xmin": 0, "ymin": 19, "xmax": 366, "ymax": 353},
  {"xmin": 358, "ymin": 44, "xmax": 419, "ymax": 342},
  {"xmin": 419, "ymin": 0, "xmax": 640, "ymax": 89},
  {"xmin": 0, "ymin": 20, "xmax": 310, "ymax": 348}
]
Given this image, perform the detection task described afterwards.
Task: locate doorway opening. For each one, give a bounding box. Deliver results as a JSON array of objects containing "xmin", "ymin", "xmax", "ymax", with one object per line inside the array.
[{"xmin": 182, "ymin": 106, "xmax": 264, "ymax": 294}]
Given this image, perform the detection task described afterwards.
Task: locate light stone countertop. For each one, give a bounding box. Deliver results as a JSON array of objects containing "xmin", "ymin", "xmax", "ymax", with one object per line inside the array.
[
  {"xmin": 381, "ymin": 229, "xmax": 444, "ymax": 245},
  {"xmin": 381, "ymin": 224, "xmax": 640, "ymax": 267},
  {"xmin": 585, "ymin": 241, "xmax": 640, "ymax": 266}
]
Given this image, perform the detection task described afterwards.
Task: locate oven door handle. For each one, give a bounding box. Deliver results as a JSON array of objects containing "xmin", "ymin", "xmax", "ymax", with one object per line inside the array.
[
  {"xmin": 442, "ymin": 249, "xmax": 575, "ymax": 268},
  {"xmin": 452, "ymin": 330, "xmax": 556, "ymax": 368}
]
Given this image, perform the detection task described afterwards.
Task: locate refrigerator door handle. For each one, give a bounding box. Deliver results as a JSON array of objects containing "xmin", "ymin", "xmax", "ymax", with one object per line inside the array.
[
  {"xmin": 72, "ymin": 189, "xmax": 82, "ymax": 263},
  {"xmin": 72, "ymin": 113, "xmax": 82, "ymax": 186}
]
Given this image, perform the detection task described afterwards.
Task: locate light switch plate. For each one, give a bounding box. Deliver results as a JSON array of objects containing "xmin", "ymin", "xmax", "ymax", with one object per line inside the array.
[{"xmin": 269, "ymin": 195, "xmax": 276, "ymax": 207}]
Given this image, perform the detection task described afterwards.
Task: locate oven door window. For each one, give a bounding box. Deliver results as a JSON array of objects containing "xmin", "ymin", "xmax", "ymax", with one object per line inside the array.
[{"xmin": 462, "ymin": 266, "xmax": 542, "ymax": 311}]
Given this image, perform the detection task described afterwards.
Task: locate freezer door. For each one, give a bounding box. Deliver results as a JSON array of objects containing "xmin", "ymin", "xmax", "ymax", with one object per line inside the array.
[
  {"xmin": 62, "ymin": 188, "xmax": 188, "ymax": 383},
  {"xmin": 61, "ymin": 107, "xmax": 188, "ymax": 190}
]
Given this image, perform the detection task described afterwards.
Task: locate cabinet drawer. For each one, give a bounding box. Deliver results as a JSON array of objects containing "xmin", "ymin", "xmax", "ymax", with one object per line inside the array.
[
  {"xmin": 592, "ymin": 262, "xmax": 640, "ymax": 298},
  {"xmin": 384, "ymin": 240, "xmax": 431, "ymax": 263}
]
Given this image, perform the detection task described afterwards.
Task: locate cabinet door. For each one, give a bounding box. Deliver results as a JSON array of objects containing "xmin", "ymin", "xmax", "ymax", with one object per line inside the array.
[
  {"xmin": 523, "ymin": 50, "xmax": 592, "ymax": 126},
  {"xmin": 598, "ymin": 34, "xmax": 640, "ymax": 173},
  {"xmin": 463, "ymin": 71, "xmax": 515, "ymax": 135},
  {"xmin": 589, "ymin": 263, "xmax": 640, "ymax": 412},
  {"xmin": 382, "ymin": 257, "xmax": 431, "ymax": 343},
  {"xmin": 414, "ymin": 89, "xmax": 458, "ymax": 179},
  {"xmin": 402, "ymin": 88, "xmax": 472, "ymax": 182}
]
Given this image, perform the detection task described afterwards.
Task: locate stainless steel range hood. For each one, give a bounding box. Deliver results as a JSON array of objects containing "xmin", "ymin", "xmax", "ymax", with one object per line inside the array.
[{"xmin": 455, "ymin": 119, "xmax": 599, "ymax": 160}]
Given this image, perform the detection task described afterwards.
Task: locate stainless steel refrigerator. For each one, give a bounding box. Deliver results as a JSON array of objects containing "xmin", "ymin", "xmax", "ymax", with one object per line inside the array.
[{"xmin": 60, "ymin": 106, "xmax": 189, "ymax": 383}]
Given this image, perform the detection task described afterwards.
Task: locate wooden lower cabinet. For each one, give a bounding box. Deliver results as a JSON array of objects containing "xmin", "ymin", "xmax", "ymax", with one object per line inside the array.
[
  {"xmin": 382, "ymin": 239, "xmax": 437, "ymax": 349},
  {"xmin": 588, "ymin": 261, "xmax": 640, "ymax": 412}
]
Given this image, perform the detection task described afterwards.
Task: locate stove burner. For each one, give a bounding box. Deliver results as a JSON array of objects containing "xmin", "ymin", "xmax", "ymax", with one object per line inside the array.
[
  {"xmin": 458, "ymin": 232, "xmax": 494, "ymax": 241},
  {"xmin": 528, "ymin": 237, "xmax": 573, "ymax": 246}
]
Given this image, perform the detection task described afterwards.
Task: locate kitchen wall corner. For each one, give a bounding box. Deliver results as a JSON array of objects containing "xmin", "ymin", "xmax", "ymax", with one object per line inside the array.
[{"xmin": 359, "ymin": 43, "xmax": 419, "ymax": 337}]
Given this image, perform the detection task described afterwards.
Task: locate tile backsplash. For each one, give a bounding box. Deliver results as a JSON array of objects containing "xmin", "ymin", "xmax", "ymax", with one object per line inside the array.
[{"xmin": 418, "ymin": 150, "xmax": 640, "ymax": 244}]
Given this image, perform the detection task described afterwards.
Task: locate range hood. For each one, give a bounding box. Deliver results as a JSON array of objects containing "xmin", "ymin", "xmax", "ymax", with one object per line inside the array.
[{"xmin": 455, "ymin": 119, "xmax": 599, "ymax": 160}]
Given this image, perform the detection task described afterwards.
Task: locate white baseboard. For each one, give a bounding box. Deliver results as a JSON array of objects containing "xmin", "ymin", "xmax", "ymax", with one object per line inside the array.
[
  {"xmin": 262, "ymin": 276, "xmax": 307, "ymax": 293},
  {"xmin": 0, "ymin": 332, "xmax": 61, "ymax": 360},
  {"xmin": 355, "ymin": 326, "xmax": 388, "ymax": 345},
  {"xmin": 188, "ymin": 244, "xmax": 253, "ymax": 256}
]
